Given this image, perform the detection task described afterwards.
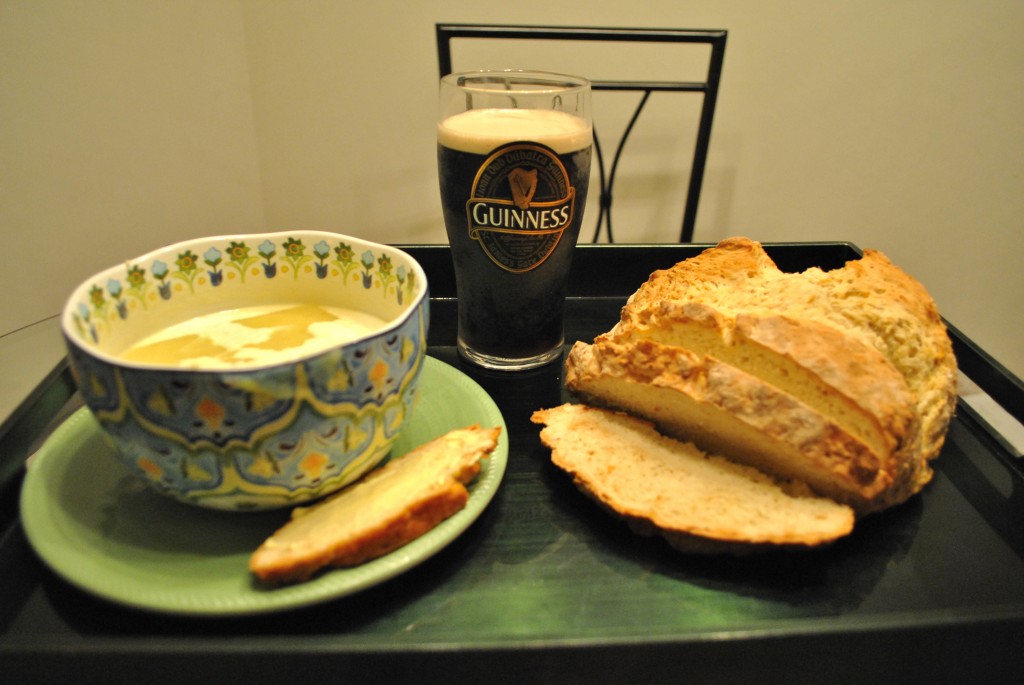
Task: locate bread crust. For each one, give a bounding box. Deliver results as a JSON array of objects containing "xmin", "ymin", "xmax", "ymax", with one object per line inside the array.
[
  {"xmin": 624, "ymin": 236, "xmax": 783, "ymax": 309},
  {"xmin": 812, "ymin": 248, "xmax": 958, "ymax": 467}
]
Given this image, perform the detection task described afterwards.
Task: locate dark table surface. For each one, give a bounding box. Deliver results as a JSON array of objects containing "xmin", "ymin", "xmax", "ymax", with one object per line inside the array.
[{"xmin": 2, "ymin": 243, "xmax": 1022, "ymax": 685}]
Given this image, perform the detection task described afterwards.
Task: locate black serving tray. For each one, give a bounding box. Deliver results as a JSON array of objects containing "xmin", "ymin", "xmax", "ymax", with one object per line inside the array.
[{"xmin": 2, "ymin": 243, "xmax": 1022, "ymax": 684}]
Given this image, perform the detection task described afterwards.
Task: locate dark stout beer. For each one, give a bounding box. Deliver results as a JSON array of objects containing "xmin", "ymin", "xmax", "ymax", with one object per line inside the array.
[{"xmin": 438, "ymin": 107, "xmax": 592, "ymax": 368}]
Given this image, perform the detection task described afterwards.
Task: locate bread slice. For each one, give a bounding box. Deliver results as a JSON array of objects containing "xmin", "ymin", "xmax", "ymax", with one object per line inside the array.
[
  {"xmin": 531, "ymin": 403, "xmax": 855, "ymax": 552},
  {"xmin": 565, "ymin": 338, "xmax": 890, "ymax": 513},
  {"xmin": 609, "ymin": 302, "xmax": 914, "ymax": 469},
  {"xmin": 249, "ymin": 425, "xmax": 502, "ymax": 584}
]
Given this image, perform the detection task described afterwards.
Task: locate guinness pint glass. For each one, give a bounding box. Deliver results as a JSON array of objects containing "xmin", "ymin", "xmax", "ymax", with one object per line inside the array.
[{"xmin": 438, "ymin": 71, "xmax": 592, "ymax": 370}]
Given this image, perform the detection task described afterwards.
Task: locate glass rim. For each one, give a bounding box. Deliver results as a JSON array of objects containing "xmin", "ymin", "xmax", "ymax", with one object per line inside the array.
[{"xmin": 442, "ymin": 69, "xmax": 591, "ymax": 94}]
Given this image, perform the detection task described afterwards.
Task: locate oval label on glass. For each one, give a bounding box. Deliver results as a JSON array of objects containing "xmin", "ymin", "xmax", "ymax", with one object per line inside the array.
[{"xmin": 465, "ymin": 142, "xmax": 577, "ymax": 273}]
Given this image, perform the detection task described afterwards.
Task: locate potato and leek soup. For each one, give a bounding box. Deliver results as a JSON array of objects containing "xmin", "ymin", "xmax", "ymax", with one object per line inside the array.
[{"xmin": 118, "ymin": 304, "xmax": 386, "ymax": 369}]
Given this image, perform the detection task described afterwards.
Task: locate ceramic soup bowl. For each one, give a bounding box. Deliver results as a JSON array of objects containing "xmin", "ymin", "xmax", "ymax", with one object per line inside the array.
[{"xmin": 62, "ymin": 231, "xmax": 429, "ymax": 510}]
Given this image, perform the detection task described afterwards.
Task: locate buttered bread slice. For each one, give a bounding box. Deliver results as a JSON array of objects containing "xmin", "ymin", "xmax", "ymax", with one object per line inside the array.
[
  {"xmin": 532, "ymin": 403, "xmax": 855, "ymax": 552},
  {"xmin": 250, "ymin": 425, "xmax": 501, "ymax": 584}
]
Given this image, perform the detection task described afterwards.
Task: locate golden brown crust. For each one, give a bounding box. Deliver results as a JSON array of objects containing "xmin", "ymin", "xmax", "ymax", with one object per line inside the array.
[
  {"xmin": 814, "ymin": 248, "xmax": 958, "ymax": 466},
  {"xmin": 624, "ymin": 236, "xmax": 782, "ymax": 310}
]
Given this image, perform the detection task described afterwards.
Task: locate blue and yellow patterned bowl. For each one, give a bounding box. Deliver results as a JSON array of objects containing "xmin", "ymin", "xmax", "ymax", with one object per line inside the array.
[{"xmin": 61, "ymin": 231, "xmax": 429, "ymax": 510}]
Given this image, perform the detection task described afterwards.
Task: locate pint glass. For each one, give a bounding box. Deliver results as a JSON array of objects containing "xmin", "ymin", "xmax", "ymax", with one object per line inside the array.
[{"xmin": 437, "ymin": 70, "xmax": 592, "ymax": 371}]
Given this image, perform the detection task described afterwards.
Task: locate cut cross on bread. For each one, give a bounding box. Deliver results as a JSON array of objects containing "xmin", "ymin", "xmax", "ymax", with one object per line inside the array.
[
  {"xmin": 539, "ymin": 237, "xmax": 957, "ymax": 552},
  {"xmin": 250, "ymin": 425, "xmax": 502, "ymax": 584}
]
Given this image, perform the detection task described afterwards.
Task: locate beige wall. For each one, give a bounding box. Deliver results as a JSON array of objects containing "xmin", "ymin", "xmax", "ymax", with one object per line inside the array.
[{"xmin": 2, "ymin": 0, "xmax": 1022, "ymax": 378}]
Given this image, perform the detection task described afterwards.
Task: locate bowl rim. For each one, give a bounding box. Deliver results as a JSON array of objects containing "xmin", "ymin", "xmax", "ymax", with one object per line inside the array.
[{"xmin": 62, "ymin": 230, "xmax": 429, "ymax": 373}]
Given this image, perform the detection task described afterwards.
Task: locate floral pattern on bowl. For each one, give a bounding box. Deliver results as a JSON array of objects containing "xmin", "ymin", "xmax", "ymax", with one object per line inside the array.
[{"xmin": 70, "ymin": 235, "xmax": 419, "ymax": 349}]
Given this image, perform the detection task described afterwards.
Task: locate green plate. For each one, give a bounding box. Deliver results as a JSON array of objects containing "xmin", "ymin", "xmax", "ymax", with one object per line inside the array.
[{"xmin": 19, "ymin": 356, "xmax": 508, "ymax": 616}]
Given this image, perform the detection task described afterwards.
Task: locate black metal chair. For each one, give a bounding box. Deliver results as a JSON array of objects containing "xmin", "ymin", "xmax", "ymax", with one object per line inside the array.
[{"xmin": 436, "ymin": 24, "xmax": 727, "ymax": 243}]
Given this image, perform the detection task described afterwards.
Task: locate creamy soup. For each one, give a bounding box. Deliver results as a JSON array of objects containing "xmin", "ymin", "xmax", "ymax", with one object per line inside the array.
[{"xmin": 118, "ymin": 304, "xmax": 386, "ymax": 369}]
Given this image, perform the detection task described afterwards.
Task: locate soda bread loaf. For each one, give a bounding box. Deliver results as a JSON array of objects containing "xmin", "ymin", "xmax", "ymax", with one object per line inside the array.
[
  {"xmin": 531, "ymin": 404, "xmax": 855, "ymax": 552},
  {"xmin": 562, "ymin": 237, "xmax": 956, "ymax": 523},
  {"xmin": 250, "ymin": 425, "xmax": 501, "ymax": 584}
]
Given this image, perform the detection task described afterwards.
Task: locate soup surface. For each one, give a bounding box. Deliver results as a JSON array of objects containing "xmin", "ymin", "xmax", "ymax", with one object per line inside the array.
[{"xmin": 118, "ymin": 304, "xmax": 386, "ymax": 369}]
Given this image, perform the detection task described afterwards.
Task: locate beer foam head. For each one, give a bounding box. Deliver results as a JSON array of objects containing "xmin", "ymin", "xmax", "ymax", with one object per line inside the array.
[{"xmin": 438, "ymin": 108, "xmax": 592, "ymax": 155}]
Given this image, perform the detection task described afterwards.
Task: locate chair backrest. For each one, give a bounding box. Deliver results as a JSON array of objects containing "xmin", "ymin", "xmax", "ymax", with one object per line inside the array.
[{"xmin": 436, "ymin": 24, "xmax": 727, "ymax": 243}]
